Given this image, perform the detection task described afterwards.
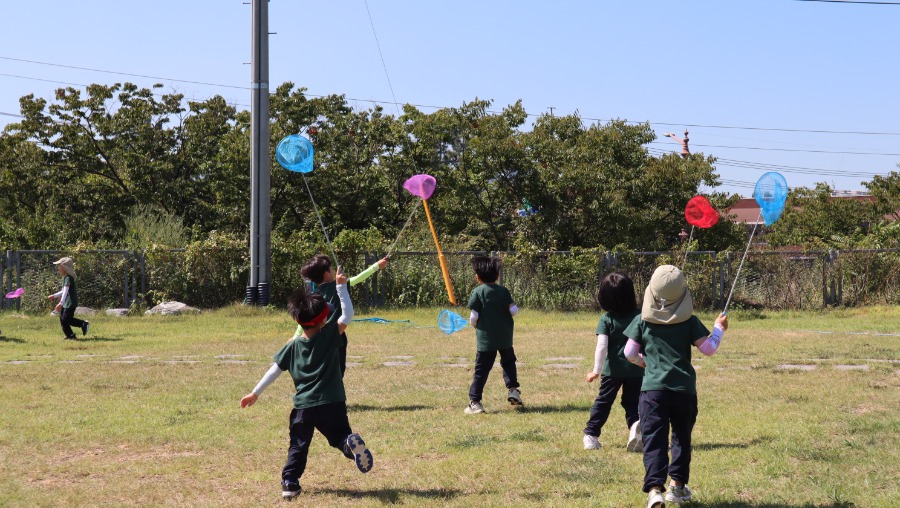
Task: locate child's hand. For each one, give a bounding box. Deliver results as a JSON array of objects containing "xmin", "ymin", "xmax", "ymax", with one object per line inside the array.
[
  {"xmin": 335, "ymin": 265, "xmax": 348, "ymax": 285},
  {"xmin": 377, "ymin": 257, "xmax": 388, "ymax": 270},
  {"xmin": 585, "ymin": 372, "xmax": 599, "ymax": 383},
  {"xmin": 715, "ymin": 312, "xmax": 728, "ymax": 331},
  {"xmin": 47, "ymin": 294, "xmax": 56, "ymax": 300},
  {"xmin": 54, "ymin": 303, "xmax": 62, "ymax": 312},
  {"xmin": 240, "ymin": 393, "xmax": 258, "ymax": 408}
]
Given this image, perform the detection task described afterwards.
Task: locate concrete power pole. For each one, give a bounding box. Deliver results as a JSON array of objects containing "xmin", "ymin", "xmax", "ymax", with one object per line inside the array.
[{"xmin": 246, "ymin": 0, "xmax": 271, "ymax": 305}]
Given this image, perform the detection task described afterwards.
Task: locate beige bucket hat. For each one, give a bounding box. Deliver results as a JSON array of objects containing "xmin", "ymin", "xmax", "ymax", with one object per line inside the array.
[
  {"xmin": 641, "ymin": 265, "xmax": 692, "ymax": 325},
  {"xmin": 53, "ymin": 257, "xmax": 76, "ymax": 278}
]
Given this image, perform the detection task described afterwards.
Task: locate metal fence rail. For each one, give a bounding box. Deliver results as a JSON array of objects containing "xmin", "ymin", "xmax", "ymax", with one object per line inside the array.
[{"xmin": 3, "ymin": 248, "xmax": 899, "ymax": 312}]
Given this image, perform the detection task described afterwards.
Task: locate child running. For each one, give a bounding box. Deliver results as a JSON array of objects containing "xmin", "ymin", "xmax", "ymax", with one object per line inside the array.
[
  {"xmin": 582, "ymin": 272, "xmax": 644, "ymax": 452},
  {"xmin": 299, "ymin": 254, "xmax": 387, "ymax": 376},
  {"xmin": 623, "ymin": 265, "xmax": 728, "ymax": 506},
  {"xmin": 46, "ymin": 257, "xmax": 89, "ymax": 340},
  {"xmin": 240, "ymin": 266, "xmax": 373, "ymax": 500},
  {"xmin": 465, "ymin": 256, "xmax": 521, "ymax": 414}
]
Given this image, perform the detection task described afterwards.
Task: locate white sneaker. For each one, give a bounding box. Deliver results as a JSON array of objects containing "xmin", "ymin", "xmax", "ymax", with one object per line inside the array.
[
  {"xmin": 507, "ymin": 388, "xmax": 523, "ymax": 406},
  {"xmin": 647, "ymin": 486, "xmax": 666, "ymax": 508},
  {"xmin": 464, "ymin": 401, "xmax": 485, "ymax": 414},
  {"xmin": 583, "ymin": 434, "xmax": 601, "ymax": 450},
  {"xmin": 665, "ymin": 484, "xmax": 692, "ymax": 503},
  {"xmin": 627, "ymin": 420, "xmax": 643, "ymax": 452}
]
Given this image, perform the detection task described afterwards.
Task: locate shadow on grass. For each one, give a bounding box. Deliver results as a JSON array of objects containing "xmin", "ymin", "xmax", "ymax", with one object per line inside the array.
[
  {"xmin": 697, "ymin": 503, "xmax": 855, "ymax": 508},
  {"xmin": 0, "ymin": 335, "xmax": 26, "ymax": 343},
  {"xmin": 315, "ymin": 487, "xmax": 461, "ymax": 502},
  {"xmin": 67, "ymin": 336, "xmax": 123, "ymax": 342},
  {"xmin": 694, "ymin": 436, "xmax": 773, "ymax": 451},
  {"xmin": 517, "ymin": 403, "xmax": 585, "ymax": 414},
  {"xmin": 349, "ymin": 404, "xmax": 433, "ymax": 412}
]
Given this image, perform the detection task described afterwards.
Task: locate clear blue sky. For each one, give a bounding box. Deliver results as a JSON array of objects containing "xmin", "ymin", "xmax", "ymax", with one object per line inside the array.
[{"xmin": 2, "ymin": 0, "xmax": 898, "ymax": 197}]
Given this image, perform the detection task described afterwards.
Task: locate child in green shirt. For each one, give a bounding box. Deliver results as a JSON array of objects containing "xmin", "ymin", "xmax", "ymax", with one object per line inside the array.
[
  {"xmin": 47, "ymin": 257, "xmax": 89, "ymax": 340},
  {"xmin": 464, "ymin": 256, "xmax": 521, "ymax": 414},
  {"xmin": 240, "ymin": 266, "xmax": 373, "ymax": 500},
  {"xmin": 623, "ymin": 265, "xmax": 728, "ymax": 506},
  {"xmin": 299, "ymin": 254, "xmax": 387, "ymax": 376}
]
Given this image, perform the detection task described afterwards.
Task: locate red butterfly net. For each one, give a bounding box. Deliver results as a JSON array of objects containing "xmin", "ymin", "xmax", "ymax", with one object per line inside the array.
[{"xmin": 684, "ymin": 196, "xmax": 719, "ymax": 229}]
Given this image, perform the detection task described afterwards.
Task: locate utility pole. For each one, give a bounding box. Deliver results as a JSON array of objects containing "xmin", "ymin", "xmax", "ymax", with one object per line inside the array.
[{"xmin": 246, "ymin": 0, "xmax": 271, "ymax": 305}]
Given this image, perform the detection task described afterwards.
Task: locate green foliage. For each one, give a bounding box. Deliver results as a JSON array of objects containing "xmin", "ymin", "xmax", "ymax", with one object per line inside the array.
[
  {"xmin": 123, "ymin": 204, "xmax": 188, "ymax": 249},
  {"xmin": 767, "ymin": 184, "xmax": 881, "ymax": 249}
]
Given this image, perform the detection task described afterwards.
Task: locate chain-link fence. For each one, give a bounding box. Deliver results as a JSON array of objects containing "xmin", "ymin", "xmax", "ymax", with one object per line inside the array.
[{"xmin": 3, "ymin": 248, "xmax": 899, "ymax": 312}]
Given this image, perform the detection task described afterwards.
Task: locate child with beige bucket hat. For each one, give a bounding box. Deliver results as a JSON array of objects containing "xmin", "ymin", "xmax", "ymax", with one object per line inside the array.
[{"xmin": 47, "ymin": 257, "xmax": 89, "ymax": 340}]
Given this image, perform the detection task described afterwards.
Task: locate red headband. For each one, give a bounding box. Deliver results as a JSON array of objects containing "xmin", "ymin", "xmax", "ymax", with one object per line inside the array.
[{"xmin": 299, "ymin": 306, "xmax": 329, "ymax": 327}]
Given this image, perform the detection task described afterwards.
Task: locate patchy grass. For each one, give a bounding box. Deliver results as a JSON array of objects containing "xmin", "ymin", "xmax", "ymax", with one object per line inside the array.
[{"xmin": 0, "ymin": 306, "xmax": 898, "ymax": 507}]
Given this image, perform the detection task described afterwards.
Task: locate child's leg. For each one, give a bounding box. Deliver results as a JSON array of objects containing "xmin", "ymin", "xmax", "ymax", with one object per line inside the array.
[
  {"xmin": 498, "ymin": 347, "xmax": 519, "ymax": 389},
  {"xmin": 668, "ymin": 392, "xmax": 698, "ymax": 486},
  {"xmin": 639, "ymin": 390, "xmax": 672, "ymax": 493},
  {"xmin": 621, "ymin": 377, "xmax": 642, "ymax": 429},
  {"xmin": 316, "ymin": 401, "xmax": 373, "ymax": 473},
  {"xmin": 282, "ymin": 408, "xmax": 316, "ymax": 484},
  {"xmin": 59, "ymin": 309, "xmax": 77, "ymax": 338},
  {"xmin": 468, "ymin": 350, "xmax": 497, "ymax": 402},
  {"xmin": 584, "ymin": 375, "xmax": 624, "ymax": 436}
]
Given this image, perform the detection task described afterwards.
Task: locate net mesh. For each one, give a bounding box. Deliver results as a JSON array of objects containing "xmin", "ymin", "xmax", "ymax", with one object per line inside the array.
[
  {"xmin": 754, "ymin": 172, "xmax": 789, "ymax": 226},
  {"xmin": 276, "ymin": 134, "xmax": 315, "ymax": 173}
]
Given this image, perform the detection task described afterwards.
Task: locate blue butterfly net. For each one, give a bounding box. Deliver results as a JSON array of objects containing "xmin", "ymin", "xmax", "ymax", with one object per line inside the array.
[
  {"xmin": 438, "ymin": 309, "xmax": 467, "ymax": 335},
  {"xmin": 276, "ymin": 134, "xmax": 315, "ymax": 173},
  {"xmin": 754, "ymin": 172, "xmax": 788, "ymax": 226}
]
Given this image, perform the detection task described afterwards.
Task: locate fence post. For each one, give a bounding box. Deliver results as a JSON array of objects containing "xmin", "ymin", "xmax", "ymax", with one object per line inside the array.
[{"xmin": 15, "ymin": 251, "xmax": 21, "ymax": 312}]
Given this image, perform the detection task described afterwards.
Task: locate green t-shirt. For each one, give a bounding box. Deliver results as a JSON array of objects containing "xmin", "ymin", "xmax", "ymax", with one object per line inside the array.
[
  {"xmin": 275, "ymin": 319, "xmax": 346, "ymax": 409},
  {"xmin": 295, "ymin": 281, "xmax": 347, "ymax": 348},
  {"xmin": 623, "ymin": 315, "xmax": 710, "ymax": 394},
  {"xmin": 596, "ymin": 310, "xmax": 644, "ymax": 378},
  {"xmin": 468, "ymin": 283, "xmax": 514, "ymax": 352},
  {"xmin": 61, "ymin": 274, "xmax": 78, "ymax": 309}
]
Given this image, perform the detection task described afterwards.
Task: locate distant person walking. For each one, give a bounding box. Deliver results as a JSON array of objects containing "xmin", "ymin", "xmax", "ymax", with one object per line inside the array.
[{"xmin": 47, "ymin": 257, "xmax": 89, "ymax": 340}]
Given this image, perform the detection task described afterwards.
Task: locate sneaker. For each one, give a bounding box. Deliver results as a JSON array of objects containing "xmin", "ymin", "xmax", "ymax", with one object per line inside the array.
[
  {"xmin": 665, "ymin": 484, "xmax": 692, "ymax": 503},
  {"xmin": 583, "ymin": 434, "xmax": 601, "ymax": 450},
  {"xmin": 344, "ymin": 433, "xmax": 374, "ymax": 473},
  {"xmin": 647, "ymin": 486, "xmax": 666, "ymax": 508},
  {"xmin": 627, "ymin": 420, "xmax": 643, "ymax": 452},
  {"xmin": 281, "ymin": 480, "xmax": 301, "ymax": 499},
  {"xmin": 464, "ymin": 400, "xmax": 485, "ymax": 414},
  {"xmin": 507, "ymin": 388, "xmax": 523, "ymax": 406},
  {"xmin": 82, "ymin": 321, "xmax": 90, "ymax": 337}
]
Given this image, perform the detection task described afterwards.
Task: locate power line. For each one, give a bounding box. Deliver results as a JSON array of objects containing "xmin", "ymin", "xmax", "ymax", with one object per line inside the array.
[
  {"xmin": 650, "ymin": 141, "xmax": 900, "ymax": 157},
  {"xmin": 362, "ymin": 0, "xmax": 402, "ymax": 116},
  {"xmin": 794, "ymin": 0, "xmax": 900, "ymax": 5},
  {"xmin": 5, "ymin": 56, "xmax": 900, "ymax": 137}
]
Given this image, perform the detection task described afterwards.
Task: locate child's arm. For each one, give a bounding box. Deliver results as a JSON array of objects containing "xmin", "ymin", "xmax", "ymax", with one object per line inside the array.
[
  {"xmin": 695, "ymin": 313, "xmax": 728, "ymax": 356},
  {"xmin": 335, "ymin": 267, "xmax": 354, "ymax": 335},
  {"xmin": 240, "ymin": 363, "xmax": 285, "ymax": 408},
  {"xmin": 586, "ymin": 334, "xmax": 608, "ymax": 382},
  {"xmin": 349, "ymin": 257, "xmax": 388, "ymax": 286},
  {"xmin": 469, "ymin": 310, "xmax": 479, "ymax": 327},
  {"xmin": 509, "ymin": 303, "xmax": 519, "ymax": 316},
  {"xmin": 623, "ymin": 338, "xmax": 645, "ymax": 368}
]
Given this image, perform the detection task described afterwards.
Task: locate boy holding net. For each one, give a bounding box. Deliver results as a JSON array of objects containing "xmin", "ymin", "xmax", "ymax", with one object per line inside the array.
[
  {"xmin": 299, "ymin": 254, "xmax": 387, "ymax": 376},
  {"xmin": 47, "ymin": 257, "xmax": 89, "ymax": 340},
  {"xmin": 623, "ymin": 265, "xmax": 728, "ymax": 506},
  {"xmin": 240, "ymin": 266, "xmax": 373, "ymax": 499}
]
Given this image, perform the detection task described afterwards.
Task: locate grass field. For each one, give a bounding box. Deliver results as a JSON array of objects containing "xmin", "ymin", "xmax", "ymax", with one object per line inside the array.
[{"xmin": 0, "ymin": 305, "xmax": 898, "ymax": 507}]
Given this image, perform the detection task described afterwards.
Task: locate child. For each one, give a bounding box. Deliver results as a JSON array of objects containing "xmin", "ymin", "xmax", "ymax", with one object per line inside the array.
[
  {"xmin": 623, "ymin": 265, "xmax": 728, "ymax": 506},
  {"xmin": 240, "ymin": 266, "xmax": 373, "ymax": 500},
  {"xmin": 465, "ymin": 256, "xmax": 521, "ymax": 414},
  {"xmin": 46, "ymin": 257, "xmax": 89, "ymax": 340},
  {"xmin": 582, "ymin": 272, "xmax": 644, "ymax": 452},
  {"xmin": 299, "ymin": 254, "xmax": 388, "ymax": 376}
]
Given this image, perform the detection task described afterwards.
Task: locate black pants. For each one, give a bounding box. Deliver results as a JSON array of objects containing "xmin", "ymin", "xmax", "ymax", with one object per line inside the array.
[
  {"xmin": 469, "ymin": 347, "xmax": 519, "ymax": 402},
  {"xmin": 584, "ymin": 375, "xmax": 641, "ymax": 436},
  {"xmin": 639, "ymin": 390, "xmax": 698, "ymax": 492},
  {"xmin": 282, "ymin": 401, "xmax": 354, "ymax": 483},
  {"xmin": 59, "ymin": 307, "xmax": 85, "ymax": 339}
]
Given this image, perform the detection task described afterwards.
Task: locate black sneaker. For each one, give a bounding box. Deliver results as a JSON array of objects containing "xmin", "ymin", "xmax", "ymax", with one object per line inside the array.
[
  {"xmin": 281, "ymin": 480, "xmax": 301, "ymax": 499},
  {"xmin": 82, "ymin": 321, "xmax": 90, "ymax": 336}
]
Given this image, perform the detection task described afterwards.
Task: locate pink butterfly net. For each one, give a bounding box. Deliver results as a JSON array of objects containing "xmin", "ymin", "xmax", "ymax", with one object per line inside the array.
[{"xmin": 403, "ymin": 174, "xmax": 437, "ymax": 200}]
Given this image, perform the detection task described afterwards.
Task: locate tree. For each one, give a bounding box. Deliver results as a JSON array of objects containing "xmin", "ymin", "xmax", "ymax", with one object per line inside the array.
[{"xmin": 766, "ymin": 184, "xmax": 880, "ymax": 249}]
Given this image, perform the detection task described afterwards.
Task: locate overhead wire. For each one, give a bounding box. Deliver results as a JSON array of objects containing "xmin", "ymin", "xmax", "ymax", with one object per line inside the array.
[{"xmin": 4, "ymin": 56, "xmax": 900, "ymax": 137}]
